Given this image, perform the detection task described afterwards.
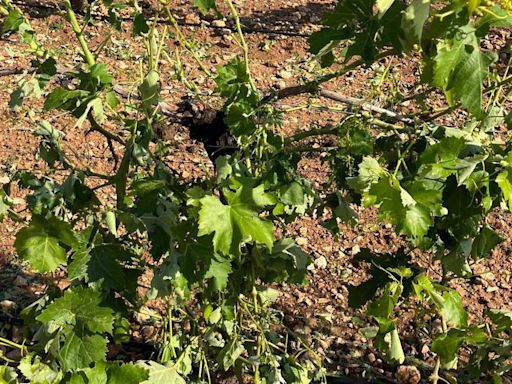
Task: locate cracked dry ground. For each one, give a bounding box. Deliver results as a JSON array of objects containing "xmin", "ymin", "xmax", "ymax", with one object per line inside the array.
[{"xmin": 1, "ymin": 1, "xmax": 512, "ymax": 383}]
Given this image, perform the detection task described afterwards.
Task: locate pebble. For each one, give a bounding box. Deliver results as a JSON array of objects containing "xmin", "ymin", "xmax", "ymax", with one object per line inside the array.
[
  {"xmin": 212, "ymin": 19, "xmax": 226, "ymax": 28},
  {"xmin": 141, "ymin": 325, "xmax": 155, "ymax": 339},
  {"xmin": 278, "ymin": 69, "xmax": 293, "ymax": 79},
  {"xmin": 296, "ymin": 237, "xmax": 308, "ymax": 246},
  {"xmin": 184, "ymin": 13, "xmax": 200, "ymax": 24},
  {"xmin": 318, "ymin": 339, "xmax": 330, "ymax": 351},
  {"xmin": 276, "ymin": 80, "xmax": 287, "ymax": 90},
  {"xmin": 0, "ymin": 300, "xmax": 16, "ymax": 312},
  {"xmin": 351, "ymin": 244, "xmax": 361, "ymax": 255},
  {"xmin": 314, "ymin": 256, "xmax": 328, "ymax": 269},
  {"xmin": 395, "ymin": 365, "xmax": 421, "ymax": 384}
]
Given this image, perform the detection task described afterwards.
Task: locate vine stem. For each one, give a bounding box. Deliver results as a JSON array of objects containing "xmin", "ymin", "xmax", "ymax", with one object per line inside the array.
[
  {"xmin": 63, "ymin": 0, "xmax": 95, "ymax": 66},
  {"xmin": 284, "ymin": 113, "xmax": 406, "ymax": 145},
  {"xmin": 430, "ymin": 358, "xmax": 441, "ymax": 384},
  {"xmin": 168, "ymin": 302, "xmax": 177, "ymax": 359},
  {"xmin": 0, "ymin": 336, "xmax": 26, "ymax": 351},
  {"xmin": 319, "ymin": 89, "xmax": 415, "ymax": 125},
  {"xmin": 163, "ymin": 4, "xmax": 212, "ymax": 77},
  {"xmin": 226, "ymin": 0, "xmax": 257, "ymax": 91},
  {"xmin": 263, "ymin": 49, "xmax": 397, "ymax": 102},
  {"xmin": 430, "ymin": 315, "xmax": 448, "ymax": 384}
]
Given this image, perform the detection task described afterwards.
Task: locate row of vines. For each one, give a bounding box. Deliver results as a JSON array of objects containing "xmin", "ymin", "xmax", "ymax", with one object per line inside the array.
[{"xmin": 1, "ymin": 0, "xmax": 512, "ymax": 383}]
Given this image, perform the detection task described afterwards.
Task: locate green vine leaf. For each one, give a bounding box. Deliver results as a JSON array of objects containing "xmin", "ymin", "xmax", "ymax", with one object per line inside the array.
[
  {"xmin": 198, "ymin": 186, "xmax": 274, "ymax": 256},
  {"xmin": 1, "ymin": 8, "xmax": 24, "ymax": 33},
  {"xmin": 0, "ymin": 189, "xmax": 11, "ymax": 222},
  {"xmin": 204, "ymin": 256, "xmax": 232, "ymax": 291},
  {"xmin": 400, "ymin": 0, "xmax": 431, "ymax": 51},
  {"xmin": 489, "ymin": 310, "xmax": 512, "ymax": 333},
  {"xmin": 0, "ymin": 365, "xmax": 17, "ymax": 384},
  {"xmin": 442, "ymin": 290, "xmax": 468, "ymax": 328},
  {"xmin": 43, "ymin": 88, "xmax": 89, "ymax": 111},
  {"xmin": 309, "ymin": 0, "xmax": 404, "ymax": 64},
  {"xmin": 19, "ymin": 354, "xmax": 62, "ymax": 384},
  {"xmin": 149, "ymin": 251, "xmax": 190, "ymax": 299},
  {"xmin": 432, "ymin": 25, "xmax": 494, "ymax": 116},
  {"xmin": 133, "ymin": 12, "xmax": 149, "ymax": 36},
  {"xmin": 37, "ymin": 287, "xmax": 114, "ymax": 334},
  {"xmin": 78, "ymin": 244, "xmax": 141, "ymax": 295},
  {"xmin": 137, "ymin": 361, "xmax": 185, "ymax": 384},
  {"xmin": 365, "ymin": 176, "xmax": 443, "ymax": 243},
  {"xmin": 217, "ymin": 337, "xmax": 245, "ymax": 371},
  {"xmin": 432, "ymin": 328, "xmax": 466, "ymax": 366},
  {"xmin": 376, "ymin": 0, "xmax": 396, "ymax": 16},
  {"xmin": 347, "ymin": 155, "xmax": 386, "ymax": 192},
  {"xmin": 471, "ymin": 226, "xmax": 503, "ymax": 259},
  {"xmin": 139, "ymin": 70, "xmax": 160, "ymax": 111},
  {"xmin": 414, "ymin": 275, "xmax": 468, "ymax": 328},
  {"xmin": 81, "ymin": 364, "xmax": 108, "ymax": 383},
  {"xmin": 375, "ymin": 327, "xmax": 405, "ymax": 364},
  {"xmin": 60, "ymin": 333, "xmax": 107, "ymax": 372},
  {"xmin": 194, "ymin": 0, "xmax": 217, "ymax": 14},
  {"xmin": 108, "ymin": 363, "xmax": 149, "ymax": 384},
  {"xmin": 497, "ymin": 169, "xmax": 512, "ymax": 210},
  {"xmin": 14, "ymin": 216, "xmax": 77, "ymax": 273}
]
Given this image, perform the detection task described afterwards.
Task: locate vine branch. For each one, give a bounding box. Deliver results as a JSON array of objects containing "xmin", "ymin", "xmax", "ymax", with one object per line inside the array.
[
  {"xmin": 63, "ymin": 0, "xmax": 95, "ymax": 66},
  {"xmin": 318, "ymin": 89, "xmax": 416, "ymax": 125}
]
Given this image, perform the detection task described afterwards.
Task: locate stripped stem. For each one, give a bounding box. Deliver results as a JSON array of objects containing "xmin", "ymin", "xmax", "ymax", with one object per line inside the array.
[
  {"xmin": 163, "ymin": 5, "xmax": 212, "ymax": 77},
  {"xmin": 63, "ymin": 0, "xmax": 95, "ymax": 66},
  {"xmin": 226, "ymin": 0, "xmax": 257, "ymax": 91}
]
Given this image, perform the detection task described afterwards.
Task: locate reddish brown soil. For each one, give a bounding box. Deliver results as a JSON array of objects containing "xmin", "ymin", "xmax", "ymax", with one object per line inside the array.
[{"xmin": 1, "ymin": 2, "xmax": 512, "ymax": 383}]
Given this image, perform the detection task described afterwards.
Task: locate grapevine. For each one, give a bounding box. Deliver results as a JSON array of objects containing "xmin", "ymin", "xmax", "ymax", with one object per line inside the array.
[{"xmin": 0, "ymin": 0, "xmax": 511, "ymax": 383}]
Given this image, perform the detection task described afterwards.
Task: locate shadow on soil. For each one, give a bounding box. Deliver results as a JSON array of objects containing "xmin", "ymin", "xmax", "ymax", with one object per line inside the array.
[
  {"xmin": 239, "ymin": 2, "xmax": 334, "ymax": 31},
  {"xmin": 10, "ymin": 0, "xmax": 334, "ymax": 34},
  {"xmin": 0, "ymin": 260, "xmax": 36, "ymax": 355}
]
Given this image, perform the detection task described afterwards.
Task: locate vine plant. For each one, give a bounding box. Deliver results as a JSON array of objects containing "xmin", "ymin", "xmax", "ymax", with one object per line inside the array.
[{"xmin": 0, "ymin": 0, "xmax": 512, "ymax": 383}]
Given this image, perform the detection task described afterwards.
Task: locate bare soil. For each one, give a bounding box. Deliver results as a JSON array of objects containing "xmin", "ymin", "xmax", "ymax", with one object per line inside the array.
[{"xmin": 1, "ymin": 1, "xmax": 512, "ymax": 383}]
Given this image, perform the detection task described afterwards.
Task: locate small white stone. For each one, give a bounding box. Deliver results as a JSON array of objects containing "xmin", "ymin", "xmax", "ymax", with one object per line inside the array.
[
  {"xmin": 314, "ymin": 256, "xmax": 328, "ymax": 269},
  {"xmin": 278, "ymin": 70, "xmax": 293, "ymax": 79},
  {"xmin": 296, "ymin": 237, "xmax": 308, "ymax": 246},
  {"xmin": 276, "ymin": 80, "xmax": 287, "ymax": 90},
  {"xmin": 212, "ymin": 19, "xmax": 226, "ymax": 28},
  {"xmin": 0, "ymin": 300, "xmax": 16, "ymax": 312}
]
